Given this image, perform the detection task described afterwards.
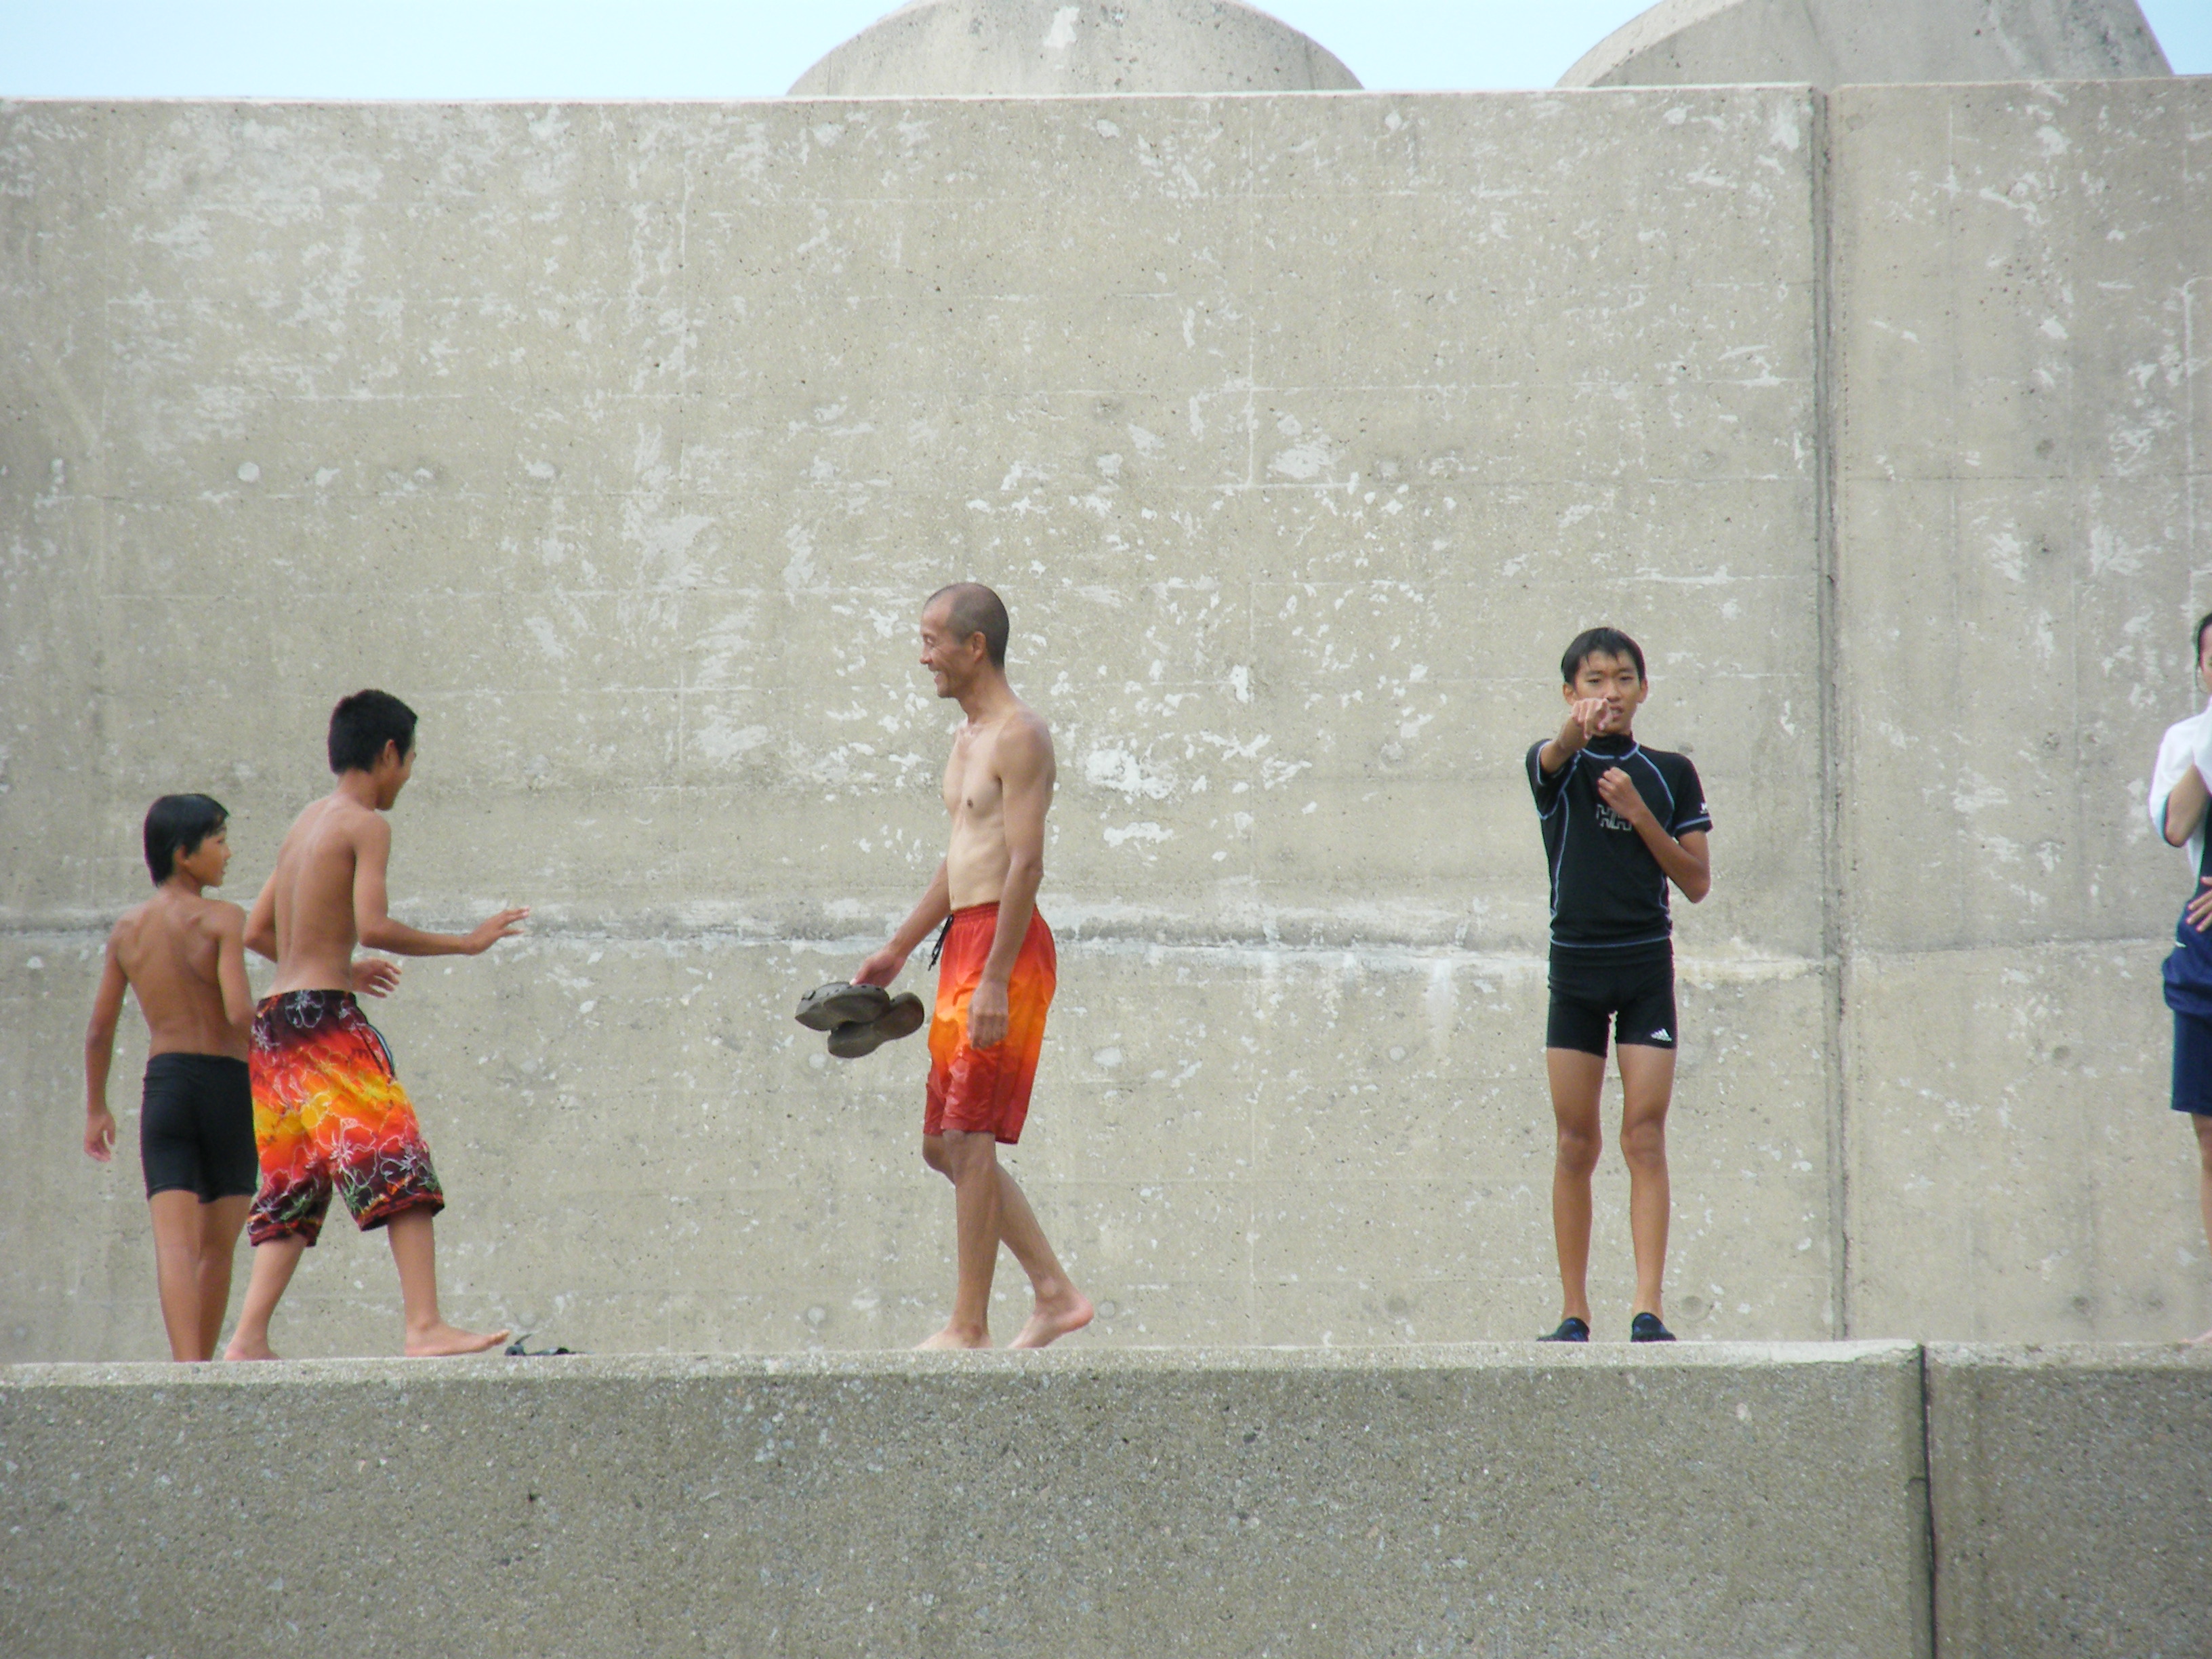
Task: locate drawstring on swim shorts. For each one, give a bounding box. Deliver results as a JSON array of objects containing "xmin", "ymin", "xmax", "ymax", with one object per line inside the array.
[{"xmin": 927, "ymin": 916, "xmax": 953, "ymax": 968}]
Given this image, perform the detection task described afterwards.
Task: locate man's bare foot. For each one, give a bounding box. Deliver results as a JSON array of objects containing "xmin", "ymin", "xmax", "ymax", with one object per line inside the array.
[
  {"xmin": 1008, "ymin": 1289, "xmax": 1094, "ymax": 1350},
  {"xmin": 403, "ymin": 1322, "xmax": 512, "ymax": 1357},
  {"xmin": 222, "ymin": 1334, "xmax": 279, "ymax": 1361},
  {"xmin": 916, "ymin": 1325, "xmax": 991, "ymax": 1351}
]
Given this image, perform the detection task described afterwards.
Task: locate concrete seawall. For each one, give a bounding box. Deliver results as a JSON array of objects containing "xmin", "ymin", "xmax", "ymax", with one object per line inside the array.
[
  {"xmin": 5, "ymin": 78, "xmax": 2209, "ymax": 1359},
  {"xmin": 2, "ymin": 1343, "xmax": 2202, "ymax": 1658}
]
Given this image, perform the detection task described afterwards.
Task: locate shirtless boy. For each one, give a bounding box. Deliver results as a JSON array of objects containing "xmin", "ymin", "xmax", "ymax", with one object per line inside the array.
[
  {"xmin": 83, "ymin": 796, "xmax": 262, "ymax": 1359},
  {"xmin": 855, "ymin": 584, "xmax": 1093, "ymax": 1349},
  {"xmin": 1527, "ymin": 628, "xmax": 1712, "ymax": 1343},
  {"xmin": 223, "ymin": 689, "xmax": 527, "ymax": 1360}
]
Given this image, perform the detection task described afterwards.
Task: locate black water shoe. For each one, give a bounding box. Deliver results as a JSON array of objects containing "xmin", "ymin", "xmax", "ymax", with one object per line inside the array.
[
  {"xmin": 827, "ymin": 992, "xmax": 927, "ymax": 1059},
  {"xmin": 1629, "ymin": 1312, "xmax": 1677, "ymax": 1343},
  {"xmin": 1538, "ymin": 1317, "xmax": 1590, "ymax": 1343},
  {"xmin": 796, "ymin": 981, "xmax": 891, "ymax": 1031}
]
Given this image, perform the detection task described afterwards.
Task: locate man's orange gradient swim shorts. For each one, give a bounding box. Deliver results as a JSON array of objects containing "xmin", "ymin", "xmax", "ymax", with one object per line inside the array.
[
  {"xmin": 247, "ymin": 990, "xmax": 445, "ymax": 1246},
  {"xmin": 925, "ymin": 903, "xmax": 1056, "ymax": 1145}
]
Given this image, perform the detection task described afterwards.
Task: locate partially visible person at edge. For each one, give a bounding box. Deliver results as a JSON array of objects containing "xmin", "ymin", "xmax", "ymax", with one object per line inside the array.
[
  {"xmin": 854, "ymin": 583, "xmax": 1093, "ymax": 1350},
  {"xmin": 224, "ymin": 689, "xmax": 526, "ymax": 1360},
  {"xmin": 2146, "ymin": 609, "xmax": 2212, "ymax": 1345}
]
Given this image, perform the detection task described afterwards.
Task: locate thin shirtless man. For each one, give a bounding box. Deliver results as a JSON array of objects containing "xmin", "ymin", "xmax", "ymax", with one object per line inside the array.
[
  {"xmin": 223, "ymin": 690, "xmax": 526, "ymax": 1360},
  {"xmin": 83, "ymin": 795, "xmax": 274, "ymax": 1359},
  {"xmin": 856, "ymin": 583, "xmax": 1094, "ymax": 1350}
]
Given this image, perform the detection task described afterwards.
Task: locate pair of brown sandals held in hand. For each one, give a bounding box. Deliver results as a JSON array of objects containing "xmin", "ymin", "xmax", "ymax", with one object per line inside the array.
[{"xmin": 794, "ymin": 981, "xmax": 926, "ymax": 1058}]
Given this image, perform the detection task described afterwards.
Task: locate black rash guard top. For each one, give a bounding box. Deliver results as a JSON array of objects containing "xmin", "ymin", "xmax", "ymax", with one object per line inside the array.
[{"xmin": 1525, "ymin": 734, "xmax": 1711, "ymax": 951}]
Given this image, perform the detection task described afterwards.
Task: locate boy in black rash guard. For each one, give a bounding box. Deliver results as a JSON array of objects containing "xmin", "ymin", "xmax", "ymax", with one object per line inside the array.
[{"xmin": 1525, "ymin": 628, "xmax": 1711, "ymax": 1343}]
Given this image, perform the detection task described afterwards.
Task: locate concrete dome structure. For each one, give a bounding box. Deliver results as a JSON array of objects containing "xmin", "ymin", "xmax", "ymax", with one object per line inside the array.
[
  {"xmin": 1560, "ymin": 0, "xmax": 2171, "ymax": 88},
  {"xmin": 789, "ymin": 0, "xmax": 1360, "ymax": 97}
]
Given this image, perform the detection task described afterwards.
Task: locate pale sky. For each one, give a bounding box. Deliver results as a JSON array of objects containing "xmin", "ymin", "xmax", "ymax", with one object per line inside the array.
[{"xmin": 2, "ymin": 0, "xmax": 2205, "ymax": 98}]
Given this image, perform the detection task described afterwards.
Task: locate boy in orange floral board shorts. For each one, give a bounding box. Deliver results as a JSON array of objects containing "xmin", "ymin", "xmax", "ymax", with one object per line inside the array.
[
  {"xmin": 856, "ymin": 584, "xmax": 1093, "ymax": 1350},
  {"xmin": 224, "ymin": 691, "xmax": 528, "ymax": 1359}
]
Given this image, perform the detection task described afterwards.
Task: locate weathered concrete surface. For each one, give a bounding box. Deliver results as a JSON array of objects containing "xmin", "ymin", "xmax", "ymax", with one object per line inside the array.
[
  {"xmin": 0, "ymin": 1344, "xmax": 1931, "ymax": 1658},
  {"xmin": 1, "ymin": 79, "xmax": 2206, "ymax": 1361},
  {"xmin": 1561, "ymin": 0, "xmax": 2171, "ymax": 89},
  {"xmin": 1, "ymin": 931, "xmax": 1833, "ymax": 1358},
  {"xmin": 1925, "ymin": 1343, "xmax": 2212, "ymax": 1658},
  {"xmin": 0, "ymin": 91, "xmax": 1839, "ymax": 1359},
  {"xmin": 1829, "ymin": 80, "xmax": 2212, "ymax": 1340},
  {"xmin": 791, "ymin": 1, "xmax": 1360, "ymax": 97}
]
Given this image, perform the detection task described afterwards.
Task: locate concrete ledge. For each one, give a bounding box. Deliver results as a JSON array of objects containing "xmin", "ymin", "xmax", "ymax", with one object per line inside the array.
[
  {"xmin": 1927, "ymin": 1343, "xmax": 2212, "ymax": 1659},
  {"xmin": 2, "ymin": 1343, "xmax": 1928, "ymax": 1658}
]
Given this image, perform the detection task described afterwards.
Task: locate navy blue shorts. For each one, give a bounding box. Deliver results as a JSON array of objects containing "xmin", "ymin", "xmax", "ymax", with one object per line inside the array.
[{"xmin": 2175, "ymin": 1012, "xmax": 2212, "ymax": 1116}]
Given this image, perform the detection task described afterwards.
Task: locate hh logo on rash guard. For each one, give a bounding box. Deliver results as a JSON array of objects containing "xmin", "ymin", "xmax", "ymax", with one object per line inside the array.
[{"xmin": 1596, "ymin": 800, "xmax": 1634, "ymax": 833}]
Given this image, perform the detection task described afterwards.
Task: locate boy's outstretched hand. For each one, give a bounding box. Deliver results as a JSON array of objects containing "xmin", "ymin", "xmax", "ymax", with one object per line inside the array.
[{"xmin": 464, "ymin": 907, "xmax": 530, "ymax": 955}]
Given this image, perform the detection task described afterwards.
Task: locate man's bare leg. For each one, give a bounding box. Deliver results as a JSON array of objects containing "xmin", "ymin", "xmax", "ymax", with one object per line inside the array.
[
  {"xmin": 996, "ymin": 1167, "xmax": 1093, "ymax": 1349},
  {"xmin": 918, "ymin": 1135, "xmax": 1091, "ymax": 1348},
  {"xmin": 2193, "ymin": 1116, "xmax": 2212, "ymax": 1345},
  {"xmin": 1616, "ymin": 1044, "xmax": 1676, "ymax": 1322},
  {"xmin": 918, "ymin": 1130, "xmax": 1002, "ymax": 1349},
  {"xmin": 224, "ymin": 1235, "xmax": 305, "ymax": 1361},
  {"xmin": 148, "ymin": 1191, "xmax": 210, "ymax": 1361},
  {"xmin": 194, "ymin": 1195, "xmax": 251, "ymax": 1360},
  {"xmin": 1547, "ymin": 1047, "xmax": 1606, "ymax": 1326},
  {"xmin": 386, "ymin": 1207, "xmax": 510, "ymax": 1357}
]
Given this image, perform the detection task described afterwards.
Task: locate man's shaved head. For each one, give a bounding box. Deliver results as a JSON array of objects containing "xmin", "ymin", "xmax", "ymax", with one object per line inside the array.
[{"xmin": 927, "ymin": 582, "xmax": 1010, "ymax": 667}]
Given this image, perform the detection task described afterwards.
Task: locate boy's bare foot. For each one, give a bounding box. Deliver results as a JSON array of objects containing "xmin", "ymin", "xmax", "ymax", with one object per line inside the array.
[
  {"xmin": 1008, "ymin": 1289, "xmax": 1094, "ymax": 1350},
  {"xmin": 916, "ymin": 1325, "xmax": 991, "ymax": 1350},
  {"xmin": 403, "ymin": 1322, "xmax": 512, "ymax": 1357},
  {"xmin": 222, "ymin": 1334, "xmax": 279, "ymax": 1361},
  {"xmin": 2190, "ymin": 1326, "xmax": 2212, "ymax": 1347}
]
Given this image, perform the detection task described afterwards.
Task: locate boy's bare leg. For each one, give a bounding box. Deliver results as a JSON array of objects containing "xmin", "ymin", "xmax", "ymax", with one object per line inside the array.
[
  {"xmin": 194, "ymin": 1195, "xmax": 251, "ymax": 1359},
  {"xmin": 148, "ymin": 1191, "xmax": 210, "ymax": 1361},
  {"xmin": 1616, "ymin": 1044, "xmax": 1676, "ymax": 1322},
  {"xmin": 996, "ymin": 1168, "xmax": 1093, "ymax": 1349},
  {"xmin": 385, "ymin": 1207, "xmax": 510, "ymax": 1356},
  {"xmin": 918, "ymin": 1130, "xmax": 1001, "ymax": 1349},
  {"xmin": 1547, "ymin": 1047, "xmax": 1607, "ymax": 1326},
  {"xmin": 224, "ymin": 1236, "xmax": 305, "ymax": 1361},
  {"xmin": 2192, "ymin": 1115, "xmax": 2212, "ymax": 1345}
]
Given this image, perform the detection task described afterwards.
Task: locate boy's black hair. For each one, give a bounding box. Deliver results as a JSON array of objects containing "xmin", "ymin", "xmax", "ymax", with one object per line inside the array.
[
  {"xmin": 144, "ymin": 794, "xmax": 228, "ymax": 884},
  {"xmin": 1561, "ymin": 626, "xmax": 1647, "ymax": 685},
  {"xmin": 928, "ymin": 582, "xmax": 1010, "ymax": 668},
  {"xmin": 328, "ymin": 689, "xmax": 418, "ymax": 775},
  {"xmin": 2196, "ymin": 611, "xmax": 2212, "ymax": 665}
]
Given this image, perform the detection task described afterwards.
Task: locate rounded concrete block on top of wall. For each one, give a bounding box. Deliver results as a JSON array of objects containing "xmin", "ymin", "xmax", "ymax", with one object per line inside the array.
[
  {"xmin": 790, "ymin": 0, "xmax": 1361, "ymax": 97},
  {"xmin": 1559, "ymin": 0, "xmax": 2172, "ymax": 89}
]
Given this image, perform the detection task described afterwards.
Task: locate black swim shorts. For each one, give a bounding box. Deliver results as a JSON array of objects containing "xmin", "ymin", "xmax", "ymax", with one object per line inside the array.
[
  {"xmin": 1546, "ymin": 943, "xmax": 1677, "ymax": 1057},
  {"xmin": 140, "ymin": 1053, "xmax": 256, "ymax": 1202}
]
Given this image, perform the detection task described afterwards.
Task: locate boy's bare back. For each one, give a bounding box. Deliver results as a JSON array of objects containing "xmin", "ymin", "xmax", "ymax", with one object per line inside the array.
[
  {"xmin": 265, "ymin": 795, "xmax": 384, "ymax": 995},
  {"xmin": 106, "ymin": 891, "xmax": 250, "ymax": 1061}
]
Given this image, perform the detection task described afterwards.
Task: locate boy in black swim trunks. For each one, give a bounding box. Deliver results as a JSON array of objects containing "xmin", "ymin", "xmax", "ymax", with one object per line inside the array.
[
  {"xmin": 81, "ymin": 796, "xmax": 388, "ymax": 1359},
  {"xmin": 1525, "ymin": 628, "xmax": 1711, "ymax": 1343}
]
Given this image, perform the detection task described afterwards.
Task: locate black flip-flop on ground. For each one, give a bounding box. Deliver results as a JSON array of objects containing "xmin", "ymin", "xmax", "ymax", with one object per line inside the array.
[
  {"xmin": 827, "ymin": 991, "xmax": 926, "ymax": 1059},
  {"xmin": 504, "ymin": 1336, "xmax": 580, "ymax": 1357},
  {"xmin": 1629, "ymin": 1312, "xmax": 1677, "ymax": 1343},
  {"xmin": 796, "ymin": 981, "xmax": 892, "ymax": 1031},
  {"xmin": 1538, "ymin": 1317, "xmax": 1591, "ymax": 1343}
]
